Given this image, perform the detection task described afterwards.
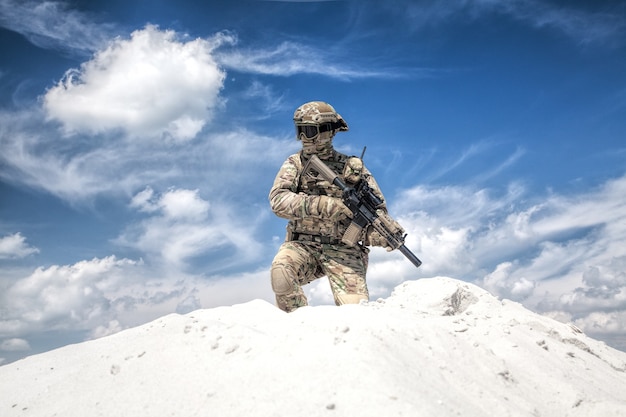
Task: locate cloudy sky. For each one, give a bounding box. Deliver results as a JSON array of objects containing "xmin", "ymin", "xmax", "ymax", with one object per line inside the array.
[{"xmin": 1, "ymin": 0, "xmax": 625, "ymax": 364}]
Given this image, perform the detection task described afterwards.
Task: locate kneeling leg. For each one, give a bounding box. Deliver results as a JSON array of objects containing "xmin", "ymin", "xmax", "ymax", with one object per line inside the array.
[{"xmin": 270, "ymin": 243, "xmax": 315, "ymax": 312}]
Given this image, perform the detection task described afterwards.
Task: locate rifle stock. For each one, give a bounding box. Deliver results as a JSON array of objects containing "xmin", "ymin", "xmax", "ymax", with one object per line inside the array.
[{"xmin": 304, "ymin": 155, "xmax": 422, "ymax": 269}]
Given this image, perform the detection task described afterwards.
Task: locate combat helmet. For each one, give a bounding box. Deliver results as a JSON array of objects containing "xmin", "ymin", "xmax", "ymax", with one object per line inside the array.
[{"xmin": 293, "ymin": 101, "xmax": 348, "ymax": 140}]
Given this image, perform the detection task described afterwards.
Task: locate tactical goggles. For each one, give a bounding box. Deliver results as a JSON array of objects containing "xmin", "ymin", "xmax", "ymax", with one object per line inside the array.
[{"xmin": 296, "ymin": 123, "xmax": 336, "ymax": 139}]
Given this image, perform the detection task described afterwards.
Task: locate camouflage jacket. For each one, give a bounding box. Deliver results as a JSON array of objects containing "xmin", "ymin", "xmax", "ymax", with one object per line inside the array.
[{"xmin": 269, "ymin": 150, "xmax": 386, "ymax": 242}]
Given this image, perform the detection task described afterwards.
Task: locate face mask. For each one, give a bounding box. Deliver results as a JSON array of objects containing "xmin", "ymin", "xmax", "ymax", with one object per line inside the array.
[{"xmin": 300, "ymin": 130, "xmax": 334, "ymax": 159}]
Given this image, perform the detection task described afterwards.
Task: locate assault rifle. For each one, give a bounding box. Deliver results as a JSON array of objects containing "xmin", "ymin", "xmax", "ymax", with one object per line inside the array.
[{"xmin": 304, "ymin": 154, "xmax": 422, "ymax": 269}]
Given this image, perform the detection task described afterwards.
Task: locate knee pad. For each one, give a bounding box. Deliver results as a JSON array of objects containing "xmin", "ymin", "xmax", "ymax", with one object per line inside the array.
[{"xmin": 270, "ymin": 264, "xmax": 295, "ymax": 295}]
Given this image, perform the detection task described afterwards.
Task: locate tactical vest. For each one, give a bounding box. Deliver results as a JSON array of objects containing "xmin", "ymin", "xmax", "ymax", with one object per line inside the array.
[{"xmin": 289, "ymin": 151, "xmax": 352, "ymax": 240}]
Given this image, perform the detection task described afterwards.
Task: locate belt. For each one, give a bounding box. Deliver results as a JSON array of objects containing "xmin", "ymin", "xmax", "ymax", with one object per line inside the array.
[{"xmin": 291, "ymin": 232, "xmax": 341, "ymax": 245}]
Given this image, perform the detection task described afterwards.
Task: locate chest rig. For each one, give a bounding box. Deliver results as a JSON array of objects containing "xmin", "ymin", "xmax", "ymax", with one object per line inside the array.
[{"xmin": 289, "ymin": 151, "xmax": 351, "ymax": 241}]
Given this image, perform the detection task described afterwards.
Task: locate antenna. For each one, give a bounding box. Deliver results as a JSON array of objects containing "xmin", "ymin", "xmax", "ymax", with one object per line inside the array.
[{"xmin": 360, "ymin": 146, "xmax": 367, "ymax": 160}]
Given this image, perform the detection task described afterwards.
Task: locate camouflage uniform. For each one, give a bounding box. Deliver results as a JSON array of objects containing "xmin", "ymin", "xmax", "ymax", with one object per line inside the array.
[{"xmin": 269, "ymin": 101, "xmax": 389, "ymax": 312}]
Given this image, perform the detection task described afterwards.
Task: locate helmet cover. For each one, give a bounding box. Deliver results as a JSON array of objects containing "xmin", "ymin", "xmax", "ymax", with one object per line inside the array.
[{"xmin": 293, "ymin": 101, "xmax": 349, "ymax": 131}]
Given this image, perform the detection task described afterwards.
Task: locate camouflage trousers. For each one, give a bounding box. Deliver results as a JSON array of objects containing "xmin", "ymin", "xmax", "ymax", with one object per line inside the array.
[{"xmin": 270, "ymin": 241, "xmax": 369, "ymax": 312}]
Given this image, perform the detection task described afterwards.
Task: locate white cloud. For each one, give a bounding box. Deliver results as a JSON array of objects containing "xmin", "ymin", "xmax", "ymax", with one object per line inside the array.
[
  {"xmin": 118, "ymin": 188, "xmax": 222, "ymax": 267},
  {"xmin": 0, "ymin": 256, "xmax": 141, "ymax": 336},
  {"xmin": 498, "ymin": 0, "xmax": 626, "ymax": 46},
  {"xmin": 215, "ymin": 40, "xmax": 406, "ymax": 80},
  {"xmin": 88, "ymin": 320, "xmax": 122, "ymax": 340},
  {"xmin": 129, "ymin": 186, "xmax": 159, "ymax": 213},
  {"xmin": 399, "ymin": 0, "xmax": 626, "ymax": 47},
  {"xmin": 0, "ymin": 0, "xmax": 114, "ymax": 53},
  {"xmin": 240, "ymin": 81, "xmax": 288, "ymax": 119},
  {"xmin": 0, "ymin": 105, "xmax": 293, "ymax": 203},
  {"xmin": 43, "ymin": 25, "xmax": 230, "ymax": 141},
  {"xmin": 482, "ymin": 261, "xmax": 536, "ymax": 300},
  {"xmin": 0, "ymin": 233, "xmax": 39, "ymax": 259},
  {"xmin": 574, "ymin": 311, "xmax": 626, "ymax": 336},
  {"xmin": 160, "ymin": 188, "xmax": 210, "ymax": 221},
  {"xmin": 116, "ymin": 187, "xmax": 265, "ymax": 271},
  {"xmin": 0, "ymin": 337, "xmax": 31, "ymax": 351}
]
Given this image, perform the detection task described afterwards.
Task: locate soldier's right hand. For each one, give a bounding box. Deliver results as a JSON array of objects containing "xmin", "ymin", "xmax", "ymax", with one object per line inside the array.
[{"xmin": 314, "ymin": 195, "xmax": 353, "ymax": 221}]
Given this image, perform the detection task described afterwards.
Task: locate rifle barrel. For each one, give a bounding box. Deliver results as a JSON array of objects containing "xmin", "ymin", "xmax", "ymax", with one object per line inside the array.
[{"xmin": 398, "ymin": 244, "xmax": 422, "ymax": 268}]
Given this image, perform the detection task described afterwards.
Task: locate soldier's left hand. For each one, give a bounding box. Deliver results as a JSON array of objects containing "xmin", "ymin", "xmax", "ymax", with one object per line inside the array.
[{"xmin": 366, "ymin": 229, "xmax": 393, "ymax": 252}]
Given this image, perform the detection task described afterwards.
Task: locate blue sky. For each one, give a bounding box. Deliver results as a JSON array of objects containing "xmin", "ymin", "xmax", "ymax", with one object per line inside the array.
[{"xmin": 1, "ymin": 0, "xmax": 625, "ymax": 364}]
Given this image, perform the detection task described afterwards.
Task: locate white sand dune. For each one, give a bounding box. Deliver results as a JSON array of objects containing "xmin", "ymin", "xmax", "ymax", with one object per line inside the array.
[{"xmin": 2, "ymin": 277, "xmax": 625, "ymax": 417}]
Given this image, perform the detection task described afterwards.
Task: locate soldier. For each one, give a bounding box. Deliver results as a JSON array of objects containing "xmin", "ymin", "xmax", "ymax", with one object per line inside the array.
[{"xmin": 268, "ymin": 101, "xmax": 394, "ymax": 312}]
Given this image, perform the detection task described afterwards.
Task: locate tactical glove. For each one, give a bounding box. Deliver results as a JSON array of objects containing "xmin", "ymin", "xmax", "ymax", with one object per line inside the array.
[
  {"xmin": 365, "ymin": 212, "xmax": 405, "ymax": 251},
  {"xmin": 365, "ymin": 229, "xmax": 394, "ymax": 252},
  {"xmin": 313, "ymin": 195, "xmax": 353, "ymax": 221}
]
